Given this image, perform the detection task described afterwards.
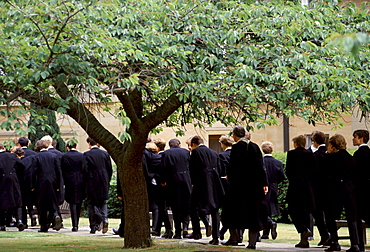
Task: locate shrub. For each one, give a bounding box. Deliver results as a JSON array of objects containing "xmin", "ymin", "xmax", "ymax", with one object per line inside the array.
[{"xmin": 272, "ymin": 152, "xmax": 290, "ymax": 223}]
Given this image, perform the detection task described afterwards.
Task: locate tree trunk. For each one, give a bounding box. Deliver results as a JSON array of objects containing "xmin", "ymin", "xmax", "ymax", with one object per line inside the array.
[{"xmin": 119, "ymin": 132, "xmax": 151, "ymax": 248}]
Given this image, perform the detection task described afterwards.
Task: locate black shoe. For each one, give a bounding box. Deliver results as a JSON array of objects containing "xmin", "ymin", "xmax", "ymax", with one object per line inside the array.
[
  {"xmin": 172, "ymin": 233, "xmax": 182, "ymax": 239},
  {"xmin": 325, "ymin": 243, "xmax": 341, "ymax": 251},
  {"xmin": 206, "ymin": 225, "xmax": 212, "ymax": 237},
  {"xmin": 219, "ymin": 232, "xmax": 224, "ymax": 240},
  {"xmin": 0, "ymin": 226, "xmax": 5, "ymax": 231},
  {"xmin": 359, "ymin": 244, "xmax": 365, "ymax": 252},
  {"xmin": 221, "ymin": 240, "xmax": 238, "ymax": 246},
  {"xmin": 298, "ymin": 229, "xmax": 312, "ymax": 247},
  {"xmin": 247, "ymin": 244, "xmax": 256, "ymax": 250},
  {"xmin": 185, "ymin": 233, "xmax": 202, "ymax": 239},
  {"xmin": 31, "ymin": 216, "xmax": 37, "ymax": 226},
  {"xmin": 38, "ymin": 229, "xmax": 48, "ymax": 233},
  {"xmin": 295, "ymin": 242, "xmax": 309, "ymax": 248},
  {"xmin": 182, "ymin": 230, "xmax": 188, "ymax": 237},
  {"xmin": 346, "ymin": 245, "xmax": 360, "ymax": 252},
  {"xmin": 318, "ymin": 235, "xmax": 331, "ymax": 246},
  {"xmin": 209, "ymin": 238, "xmax": 219, "ymax": 245},
  {"xmin": 90, "ymin": 226, "xmax": 96, "ymax": 234},
  {"xmin": 261, "ymin": 235, "xmax": 269, "ymax": 239},
  {"xmin": 54, "ymin": 216, "xmax": 62, "ymax": 231},
  {"xmin": 162, "ymin": 230, "xmax": 174, "ymax": 238},
  {"xmin": 72, "ymin": 227, "xmax": 78, "ymax": 232},
  {"xmin": 113, "ymin": 228, "xmax": 119, "ymax": 235},
  {"xmin": 150, "ymin": 230, "xmax": 160, "ymax": 236},
  {"xmin": 271, "ymin": 222, "xmax": 277, "ymax": 240},
  {"xmin": 102, "ymin": 222, "xmax": 108, "ymax": 234},
  {"xmin": 17, "ymin": 222, "xmax": 25, "ymax": 232}
]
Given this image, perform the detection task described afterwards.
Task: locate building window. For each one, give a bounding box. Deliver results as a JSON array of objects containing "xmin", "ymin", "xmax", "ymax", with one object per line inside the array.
[{"xmin": 209, "ymin": 135, "xmax": 223, "ymax": 154}]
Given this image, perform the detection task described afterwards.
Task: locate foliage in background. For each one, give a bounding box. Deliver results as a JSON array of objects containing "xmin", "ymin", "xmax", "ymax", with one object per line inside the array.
[
  {"xmin": 272, "ymin": 152, "xmax": 290, "ymax": 223},
  {"xmin": 28, "ymin": 103, "xmax": 67, "ymax": 152}
]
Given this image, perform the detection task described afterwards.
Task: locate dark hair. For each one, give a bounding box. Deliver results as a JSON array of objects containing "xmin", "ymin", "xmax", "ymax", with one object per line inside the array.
[
  {"xmin": 36, "ymin": 140, "xmax": 48, "ymax": 151},
  {"xmin": 311, "ymin": 131, "xmax": 326, "ymax": 145},
  {"xmin": 154, "ymin": 138, "xmax": 166, "ymax": 151},
  {"xmin": 329, "ymin": 134, "xmax": 346, "ymax": 150},
  {"xmin": 86, "ymin": 137, "xmax": 97, "ymax": 146},
  {"xmin": 190, "ymin": 135, "xmax": 204, "ymax": 145},
  {"xmin": 66, "ymin": 140, "xmax": 77, "ymax": 149},
  {"xmin": 292, "ymin": 135, "xmax": 306, "ymax": 148},
  {"xmin": 17, "ymin": 137, "xmax": 29, "ymax": 147},
  {"xmin": 353, "ymin": 129, "xmax": 369, "ymax": 144},
  {"xmin": 14, "ymin": 148, "xmax": 25, "ymax": 157},
  {"xmin": 232, "ymin": 126, "xmax": 245, "ymax": 138},
  {"xmin": 168, "ymin": 138, "xmax": 180, "ymax": 148}
]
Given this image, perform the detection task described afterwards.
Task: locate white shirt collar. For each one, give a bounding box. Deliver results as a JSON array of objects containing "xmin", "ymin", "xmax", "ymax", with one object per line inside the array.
[
  {"xmin": 359, "ymin": 144, "xmax": 369, "ymax": 147},
  {"xmin": 225, "ymin": 147, "xmax": 232, "ymax": 151},
  {"xmin": 264, "ymin": 154, "xmax": 273, "ymax": 157}
]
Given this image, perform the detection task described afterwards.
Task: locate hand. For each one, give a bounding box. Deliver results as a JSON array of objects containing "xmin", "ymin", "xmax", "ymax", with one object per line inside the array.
[
  {"xmin": 118, "ymin": 196, "xmax": 123, "ymax": 200},
  {"xmin": 263, "ymin": 186, "xmax": 268, "ymax": 195},
  {"xmin": 161, "ymin": 182, "xmax": 167, "ymax": 186}
]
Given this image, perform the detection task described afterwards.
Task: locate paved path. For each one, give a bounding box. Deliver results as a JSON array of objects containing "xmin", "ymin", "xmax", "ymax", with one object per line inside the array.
[
  {"xmin": 180, "ymin": 238, "xmax": 349, "ymax": 252},
  {"xmin": 4, "ymin": 226, "xmax": 352, "ymax": 252}
]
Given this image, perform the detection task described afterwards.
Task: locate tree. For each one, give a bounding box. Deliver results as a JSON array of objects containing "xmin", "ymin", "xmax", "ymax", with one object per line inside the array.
[
  {"xmin": 28, "ymin": 103, "xmax": 67, "ymax": 152},
  {"xmin": 0, "ymin": 0, "xmax": 369, "ymax": 248}
]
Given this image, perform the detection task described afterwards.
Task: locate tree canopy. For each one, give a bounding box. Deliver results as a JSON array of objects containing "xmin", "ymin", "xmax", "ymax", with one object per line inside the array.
[{"xmin": 0, "ymin": 0, "xmax": 369, "ymax": 248}]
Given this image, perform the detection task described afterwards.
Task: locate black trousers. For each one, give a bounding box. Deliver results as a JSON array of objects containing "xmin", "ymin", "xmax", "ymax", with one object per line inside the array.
[
  {"xmin": 38, "ymin": 208, "xmax": 58, "ymax": 231},
  {"xmin": 325, "ymin": 181, "xmax": 359, "ymax": 245},
  {"xmin": 70, "ymin": 203, "xmax": 82, "ymax": 228},
  {"xmin": 88, "ymin": 201, "xmax": 108, "ymax": 229},
  {"xmin": 190, "ymin": 206, "xmax": 220, "ymax": 239},
  {"xmin": 154, "ymin": 194, "xmax": 172, "ymax": 233},
  {"xmin": 289, "ymin": 203, "xmax": 311, "ymax": 234}
]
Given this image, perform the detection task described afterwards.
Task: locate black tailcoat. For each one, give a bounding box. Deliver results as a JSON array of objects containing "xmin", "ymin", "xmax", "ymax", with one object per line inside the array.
[
  {"xmin": 219, "ymin": 149, "xmax": 231, "ymax": 193},
  {"xmin": 20, "ymin": 155, "xmax": 35, "ymax": 206},
  {"xmin": 22, "ymin": 147, "xmax": 36, "ymax": 157},
  {"xmin": 84, "ymin": 147, "xmax": 112, "ymax": 203},
  {"xmin": 48, "ymin": 147, "xmax": 63, "ymax": 158},
  {"xmin": 286, "ymin": 147, "xmax": 315, "ymax": 214},
  {"xmin": 33, "ymin": 150, "xmax": 63, "ymax": 211},
  {"xmin": 322, "ymin": 149, "xmax": 357, "ymax": 219},
  {"xmin": 160, "ymin": 146, "xmax": 192, "ymax": 212},
  {"xmin": 61, "ymin": 150, "xmax": 86, "ymax": 204},
  {"xmin": 0, "ymin": 152, "xmax": 24, "ymax": 210},
  {"xmin": 143, "ymin": 148, "xmax": 161, "ymax": 186},
  {"xmin": 263, "ymin": 155, "xmax": 285, "ymax": 216},
  {"xmin": 311, "ymin": 145, "xmax": 328, "ymax": 210},
  {"xmin": 48, "ymin": 147, "xmax": 64, "ymax": 204},
  {"xmin": 142, "ymin": 148, "xmax": 162, "ymax": 207},
  {"xmin": 189, "ymin": 145, "xmax": 224, "ymax": 213},
  {"xmin": 352, "ymin": 145, "xmax": 370, "ymax": 223},
  {"xmin": 222, "ymin": 139, "xmax": 268, "ymax": 231}
]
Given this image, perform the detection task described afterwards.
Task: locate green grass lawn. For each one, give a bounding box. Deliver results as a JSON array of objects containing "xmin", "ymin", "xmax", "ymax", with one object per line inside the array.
[{"xmin": 0, "ymin": 218, "xmax": 369, "ymax": 252}]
